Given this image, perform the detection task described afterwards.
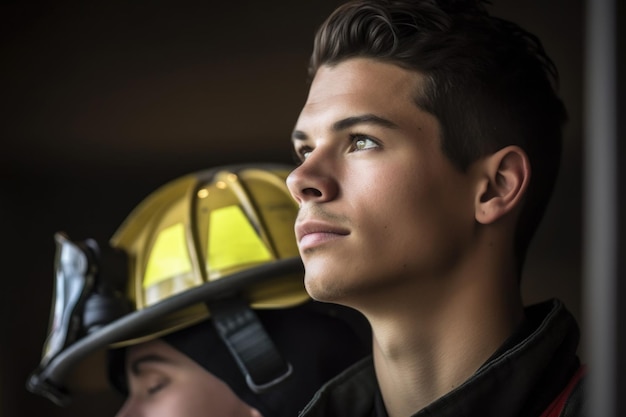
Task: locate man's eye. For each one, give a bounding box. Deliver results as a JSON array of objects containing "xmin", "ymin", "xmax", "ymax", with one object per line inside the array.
[
  {"xmin": 296, "ymin": 146, "xmax": 313, "ymax": 161},
  {"xmin": 147, "ymin": 380, "xmax": 168, "ymax": 395},
  {"xmin": 351, "ymin": 135, "xmax": 379, "ymax": 151}
]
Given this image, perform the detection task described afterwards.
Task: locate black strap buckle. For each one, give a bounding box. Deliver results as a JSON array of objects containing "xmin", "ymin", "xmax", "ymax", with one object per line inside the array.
[{"xmin": 208, "ymin": 297, "xmax": 293, "ymax": 393}]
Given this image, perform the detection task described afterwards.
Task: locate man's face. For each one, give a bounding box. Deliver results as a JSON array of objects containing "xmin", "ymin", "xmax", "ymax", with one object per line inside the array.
[
  {"xmin": 115, "ymin": 339, "xmax": 262, "ymax": 417},
  {"xmin": 287, "ymin": 58, "xmax": 478, "ymax": 308}
]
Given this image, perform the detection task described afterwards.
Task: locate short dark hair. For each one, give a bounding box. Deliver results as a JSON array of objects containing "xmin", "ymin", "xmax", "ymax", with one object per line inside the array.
[{"xmin": 309, "ymin": 0, "xmax": 567, "ymax": 271}]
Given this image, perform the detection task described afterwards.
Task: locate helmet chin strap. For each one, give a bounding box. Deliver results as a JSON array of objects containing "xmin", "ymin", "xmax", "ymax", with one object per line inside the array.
[{"xmin": 207, "ymin": 297, "xmax": 293, "ymax": 393}]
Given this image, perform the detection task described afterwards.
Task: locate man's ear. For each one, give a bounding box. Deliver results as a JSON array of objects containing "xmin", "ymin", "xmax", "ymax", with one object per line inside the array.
[{"xmin": 475, "ymin": 145, "xmax": 530, "ymax": 225}]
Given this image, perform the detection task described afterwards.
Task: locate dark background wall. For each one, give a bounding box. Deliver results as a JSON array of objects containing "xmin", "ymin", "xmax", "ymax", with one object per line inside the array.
[{"xmin": 1, "ymin": 1, "xmax": 584, "ymax": 416}]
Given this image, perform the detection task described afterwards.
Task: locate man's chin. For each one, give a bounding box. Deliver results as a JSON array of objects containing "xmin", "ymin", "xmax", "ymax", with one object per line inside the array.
[{"xmin": 304, "ymin": 272, "xmax": 346, "ymax": 304}]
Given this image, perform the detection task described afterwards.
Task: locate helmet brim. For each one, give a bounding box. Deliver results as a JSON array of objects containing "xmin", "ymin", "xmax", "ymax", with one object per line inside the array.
[{"xmin": 27, "ymin": 256, "xmax": 304, "ymax": 406}]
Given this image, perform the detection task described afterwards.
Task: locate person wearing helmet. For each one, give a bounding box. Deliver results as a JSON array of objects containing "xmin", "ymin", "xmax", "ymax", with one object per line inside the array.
[
  {"xmin": 286, "ymin": 1, "xmax": 585, "ymax": 417},
  {"xmin": 28, "ymin": 163, "xmax": 370, "ymax": 417}
]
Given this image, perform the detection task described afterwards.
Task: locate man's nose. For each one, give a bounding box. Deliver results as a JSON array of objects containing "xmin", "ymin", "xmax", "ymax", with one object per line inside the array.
[
  {"xmin": 286, "ymin": 153, "xmax": 338, "ymax": 205},
  {"xmin": 114, "ymin": 398, "xmax": 136, "ymax": 417}
]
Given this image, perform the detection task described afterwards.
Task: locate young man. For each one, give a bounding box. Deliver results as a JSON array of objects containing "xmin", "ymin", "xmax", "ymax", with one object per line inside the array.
[
  {"xmin": 28, "ymin": 164, "xmax": 369, "ymax": 417},
  {"xmin": 286, "ymin": 1, "xmax": 585, "ymax": 416}
]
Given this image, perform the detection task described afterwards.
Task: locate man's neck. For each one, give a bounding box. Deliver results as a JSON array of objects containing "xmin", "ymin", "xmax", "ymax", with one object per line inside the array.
[{"xmin": 365, "ymin": 272, "xmax": 524, "ymax": 417}]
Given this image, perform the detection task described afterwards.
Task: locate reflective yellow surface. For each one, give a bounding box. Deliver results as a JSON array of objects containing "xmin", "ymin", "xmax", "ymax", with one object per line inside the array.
[{"xmin": 109, "ymin": 166, "xmax": 307, "ymax": 346}]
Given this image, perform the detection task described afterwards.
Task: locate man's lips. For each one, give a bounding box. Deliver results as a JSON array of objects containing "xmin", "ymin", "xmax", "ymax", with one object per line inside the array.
[{"xmin": 295, "ymin": 221, "xmax": 350, "ymax": 250}]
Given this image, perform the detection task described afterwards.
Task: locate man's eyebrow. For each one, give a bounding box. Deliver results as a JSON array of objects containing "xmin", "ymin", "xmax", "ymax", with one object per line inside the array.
[
  {"xmin": 332, "ymin": 114, "xmax": 398, "ymax": 131},
  {"xmin": 291, "ymin": 113, "xmax": 398, "ymax": 141},
  {"xmin": 129, "ymin": 354, "xmax": 173, "ymax": 375}
]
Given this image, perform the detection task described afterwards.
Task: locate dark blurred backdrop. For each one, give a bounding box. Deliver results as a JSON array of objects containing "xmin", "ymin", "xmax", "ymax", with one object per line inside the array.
[{"xmin": 1, "ymin": 1, "xmax": 584, "ymax": 416}]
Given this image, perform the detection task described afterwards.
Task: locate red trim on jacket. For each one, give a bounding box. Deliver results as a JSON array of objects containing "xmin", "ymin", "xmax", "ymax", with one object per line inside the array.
[{"xmin": 540, "ymin": 365, "xmax": 587, "ymax": 417}]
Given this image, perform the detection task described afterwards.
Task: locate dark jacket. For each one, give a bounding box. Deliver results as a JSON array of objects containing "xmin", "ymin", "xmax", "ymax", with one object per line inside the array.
[{"xmin": 299, "ymin": 299, "xmax": 585, "ymax": 417}]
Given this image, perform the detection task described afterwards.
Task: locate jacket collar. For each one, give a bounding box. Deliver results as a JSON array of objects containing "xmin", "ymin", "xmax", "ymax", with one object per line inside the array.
[{"xmin": 300, "ymin": 299, "xmax": 581, "ymax": 417}]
